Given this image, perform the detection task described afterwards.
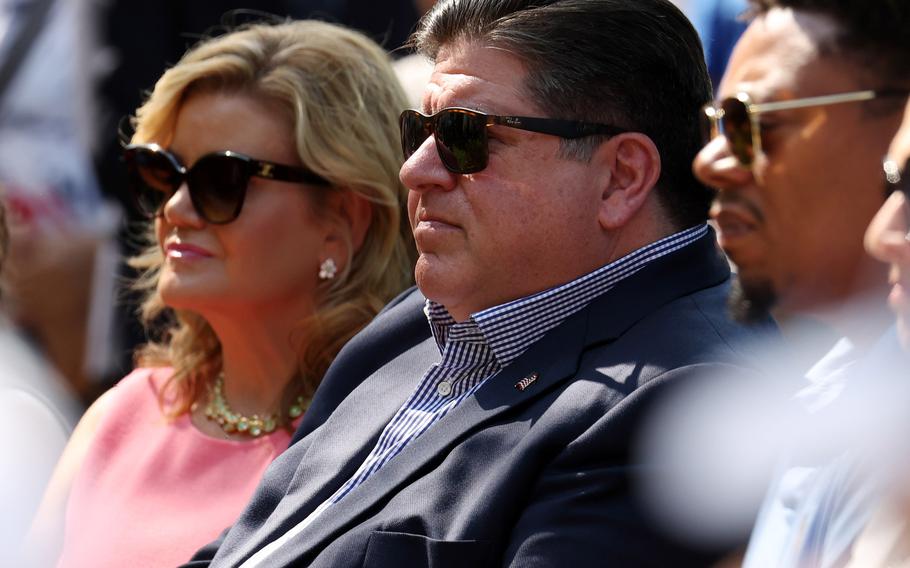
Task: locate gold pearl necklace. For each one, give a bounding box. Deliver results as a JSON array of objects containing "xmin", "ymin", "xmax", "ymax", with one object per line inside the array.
[{"xmin": 204, "ymin": 373, "xmax": 306, "ymax": 438}]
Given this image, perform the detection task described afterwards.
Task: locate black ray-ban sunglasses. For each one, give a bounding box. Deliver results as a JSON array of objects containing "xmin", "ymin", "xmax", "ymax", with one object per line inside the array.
[
  {"xmin": 400, "ymin": 107, "xmax": 627, "ymax": 174},
  {"xmin": 702, "ymin": 89, "xmax": 909, "ymax": 168},
  {"xmin": 122, "ymin": 143, "xmax": 330, "ymax": 224}
]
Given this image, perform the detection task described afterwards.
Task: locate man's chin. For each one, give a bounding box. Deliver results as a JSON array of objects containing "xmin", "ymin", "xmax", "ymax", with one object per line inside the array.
[{"xmin": 728, "ymin": 276, "xmax": 777, "ymax": 324}]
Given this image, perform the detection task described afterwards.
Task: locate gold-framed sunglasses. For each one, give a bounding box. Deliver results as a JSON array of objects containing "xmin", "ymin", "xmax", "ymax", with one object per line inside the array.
[
  {"xmin": 701, "ymin": 89, "xmax": 909, "ymax": 167},
  {"xmin": 883, "ymin": 158, "xmax": 910, "ymax": 235},
  {"xmin": 885, "ymin": 158, "xmax": 910, "ymax": 197}
]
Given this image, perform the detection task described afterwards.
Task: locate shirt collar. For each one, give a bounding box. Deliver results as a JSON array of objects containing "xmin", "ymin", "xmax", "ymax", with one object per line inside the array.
[{"xmin": 425, "ymin": 224, "xmax": 709, "ymax": 366}]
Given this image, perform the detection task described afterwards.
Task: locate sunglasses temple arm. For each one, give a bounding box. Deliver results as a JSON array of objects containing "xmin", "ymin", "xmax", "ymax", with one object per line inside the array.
[
  {"xmin": 260, "ymin": 161, "xmax": 330, "ymax": 186},
  {"xmin": 751, "ymin": 90, "xmax": 877, "ymax": 113},
  {"xmin": 490, "ymin": 115, "xmax": 625, "ymax": 138}
]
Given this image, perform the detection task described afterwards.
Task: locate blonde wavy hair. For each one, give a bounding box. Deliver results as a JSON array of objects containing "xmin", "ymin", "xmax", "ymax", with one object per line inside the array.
[{"xmin": 128, "ymin": 20, "xmax": 415, "ymax": 418}]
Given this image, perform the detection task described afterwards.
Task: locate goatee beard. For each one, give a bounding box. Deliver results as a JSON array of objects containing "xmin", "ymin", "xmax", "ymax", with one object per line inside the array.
[{"xmin": 728, "ymin": 276, "xmax": 776, "ymax": 324}]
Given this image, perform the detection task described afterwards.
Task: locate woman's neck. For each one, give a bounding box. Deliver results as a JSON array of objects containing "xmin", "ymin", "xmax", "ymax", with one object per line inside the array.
[{"xmin": 204, "ymin": 305, "xmax": 308, "ymax": 416}]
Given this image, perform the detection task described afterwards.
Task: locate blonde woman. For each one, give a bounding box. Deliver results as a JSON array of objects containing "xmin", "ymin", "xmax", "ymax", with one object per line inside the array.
[{"xmin": 30, "ymin": 20, "xmax": 414, "ymax": 567}]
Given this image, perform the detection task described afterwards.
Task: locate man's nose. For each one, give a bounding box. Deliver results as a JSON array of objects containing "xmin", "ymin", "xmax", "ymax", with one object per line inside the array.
[
  {"xmin": 692, "ymin": 135, "xmax": 754, "ymax": 191},
  {"xmin": 399, "ymin": 134, "xmax": 459, "ymax": 195}
]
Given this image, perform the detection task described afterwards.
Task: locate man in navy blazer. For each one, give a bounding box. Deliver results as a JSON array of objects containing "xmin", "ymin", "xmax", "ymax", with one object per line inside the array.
[{"xmin": 185, "ymin": 1, "xmax": 774, "ymax": 566}]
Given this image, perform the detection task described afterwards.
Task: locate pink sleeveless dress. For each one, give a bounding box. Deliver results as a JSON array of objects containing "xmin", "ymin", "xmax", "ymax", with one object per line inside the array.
[{"xmin": 56, "ymin": 368, "xmax": 296, "ymax": 567}]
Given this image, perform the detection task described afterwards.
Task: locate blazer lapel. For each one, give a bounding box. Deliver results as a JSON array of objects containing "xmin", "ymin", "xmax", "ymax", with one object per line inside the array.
[
  {"xmin": 584, "ymin": 228, "xmax": 731, "ymax": 344},
  {"xmin": 266, "ymin": 306, "xmax": 592, "ymax": 565},
  {"xmin": 233, "ymin": 336, "xmax": 440, "ymax": 561}
]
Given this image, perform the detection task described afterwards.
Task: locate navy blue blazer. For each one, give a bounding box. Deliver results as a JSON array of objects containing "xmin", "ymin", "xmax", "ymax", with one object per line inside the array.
[{"xmin": 185, "ymin": 231, "xmax": 774, "ymax": 567}]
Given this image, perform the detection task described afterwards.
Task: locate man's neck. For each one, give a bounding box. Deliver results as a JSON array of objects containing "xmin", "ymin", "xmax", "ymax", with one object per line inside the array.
[{"xmin": 442, "ymin": 222, "xmax": 705, "ymax": 323}]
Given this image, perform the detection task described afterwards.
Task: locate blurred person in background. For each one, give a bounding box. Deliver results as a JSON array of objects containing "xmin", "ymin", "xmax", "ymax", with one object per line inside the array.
[
  {"xmin": 643, "ymin": 0, "xmax": 910, "ymax": 564},
  {"xmin": 705, "ymin": 1, "xmax": 910, "ymax": 564},
  {"xmin": 866, "ymin": 108, "xmax": 910, "ymax": 355},
  {"xmin": 27, "ymin": 19, "xmax": 414, "ymax": 568},
  {"xmin": 834, "ymin": 98, "xmax": 910, "ymax": 568},
  {"xmin": 0, "ymin": 2, "xmax": 94, "ymax": 560},
  {"xmin": 0, "ymin": 0, "xmax": 119, "ymax": 405},
  {"xmin": 0, "ymin": 198, "xmax": 80, "ymax": 565}
]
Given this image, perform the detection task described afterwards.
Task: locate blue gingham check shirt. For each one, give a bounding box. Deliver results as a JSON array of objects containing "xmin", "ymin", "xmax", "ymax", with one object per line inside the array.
[{"xmin": 241, "ymin": 223, "xmax": 707, "ymax": 566}]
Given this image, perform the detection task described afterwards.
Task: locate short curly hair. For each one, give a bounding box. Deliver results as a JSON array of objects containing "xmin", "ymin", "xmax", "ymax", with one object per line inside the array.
[{"xmin": 747, "ymin": 0, "xmax": 910, "ymax": 80}]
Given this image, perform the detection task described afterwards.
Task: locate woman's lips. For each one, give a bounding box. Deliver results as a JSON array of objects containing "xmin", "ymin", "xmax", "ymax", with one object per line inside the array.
[{"xmin": 165, "ymin": 242, "xmax": 214, "ymax": 260}]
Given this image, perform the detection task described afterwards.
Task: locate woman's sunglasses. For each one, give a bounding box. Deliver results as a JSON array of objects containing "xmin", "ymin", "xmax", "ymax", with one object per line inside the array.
[
  {"xmin": 399, "ymin": 107, "xmax": 626, "ymax": 174},
  {"xmin": 701, "ymin": 89, "xmax": 909, "ymax": 168},
  {"xmin": 122, "ymin": 143, "xmax": 329, "ymax": 224}
]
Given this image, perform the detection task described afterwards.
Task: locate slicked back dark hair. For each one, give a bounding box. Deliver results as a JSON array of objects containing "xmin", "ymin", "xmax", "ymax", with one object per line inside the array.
[
  {"xmin": 413, "ymin": 0, "xmax": 714, "ymax": 229},
  {"xmin": 747, "ymin": 0, "xmax": 910, "ymax": 80}
]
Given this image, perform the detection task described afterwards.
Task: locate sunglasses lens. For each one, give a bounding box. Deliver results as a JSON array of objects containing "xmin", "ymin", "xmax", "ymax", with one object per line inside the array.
[
  {"xmin": 125, "ymin": 147, "xmax": 179, "ymax": 218},
  {"xmin": 720, "ymin": 98, "xmax": 755, "ymax": 166},
  {"xmin": 435, "ymin": 110, "xmax": 487, "ymax": 174},
  {"xmin": 400, "ymin": 111, "xmax": 430, "ymax": 159},
  {"xmin": 400, "ymin": 109, "xmax": 488, "ymax": 174},
  {"xmin": 188, "ymin": 154, "xmax": 249, "ymax": 224}
]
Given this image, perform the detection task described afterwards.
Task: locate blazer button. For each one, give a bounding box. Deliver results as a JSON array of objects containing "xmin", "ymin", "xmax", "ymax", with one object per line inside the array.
[{"xmin": 437, "ymin": 381, "xmax": 453, "ymax": 396}]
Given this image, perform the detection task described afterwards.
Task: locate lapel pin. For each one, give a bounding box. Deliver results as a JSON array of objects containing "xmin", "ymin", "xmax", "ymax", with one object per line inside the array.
[{"xmin": 514, "ymin": 372, "xmax": 539, "ymax": 391}]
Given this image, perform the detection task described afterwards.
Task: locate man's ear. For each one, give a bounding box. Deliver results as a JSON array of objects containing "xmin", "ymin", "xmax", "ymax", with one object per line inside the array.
[{"xmin": 596, "ymin": 133, "xmax": 661, "ymax": 230}]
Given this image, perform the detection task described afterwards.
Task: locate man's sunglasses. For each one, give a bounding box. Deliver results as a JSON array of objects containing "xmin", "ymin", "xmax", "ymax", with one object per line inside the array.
[
  {"xmin": 122, "ymin": 143, "xmax": 329, "ymax": 224},
  {"xmin": 701, "ymin": 89, "xmax": 909, "ymax": 167},
  {"xmin": 399, "ymin": 107, "xmax": 626, "ymax": 174},
  {"xmin": 884, "ymin": 157, "xmax": 909, "ymax": 198}
]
